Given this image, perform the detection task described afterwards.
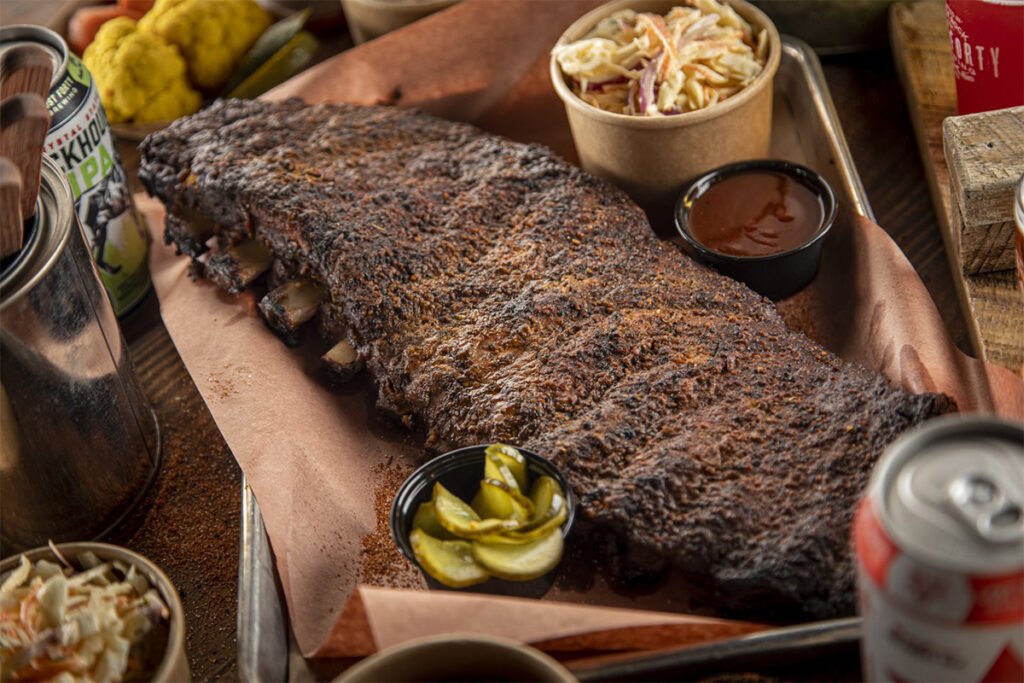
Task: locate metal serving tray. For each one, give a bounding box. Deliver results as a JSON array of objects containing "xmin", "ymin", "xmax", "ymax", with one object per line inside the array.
[
  {"xmin": 239, "ymin": 480, "xmax": 289, "ymax": 682},
  {"xmin": 576, "ymin": 617, "xmax": 862, "ymax": 681},
  {"xmin": 237, "ymin": 37, "xmax": 875, "ymax": 682}
]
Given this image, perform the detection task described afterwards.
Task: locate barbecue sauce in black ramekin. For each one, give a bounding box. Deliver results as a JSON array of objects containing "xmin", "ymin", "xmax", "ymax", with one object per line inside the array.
[
  {"xmin": 674, "ymin": 160, "xmax": 837, "ymax": 300},
  {"xmin": 688, "ymin": 171, "xmax": 824, "ymax": 258}
]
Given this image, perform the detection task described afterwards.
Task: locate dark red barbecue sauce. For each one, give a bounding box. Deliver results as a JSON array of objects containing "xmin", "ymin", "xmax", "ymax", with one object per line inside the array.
[{"xmin": 689, "ymin": 172, "xmax": 824, "ymax": 257}]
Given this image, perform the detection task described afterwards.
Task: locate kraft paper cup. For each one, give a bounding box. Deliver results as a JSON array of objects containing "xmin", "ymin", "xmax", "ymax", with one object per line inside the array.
[
  {"xmin": 0, "ymin": 542, "xmax": 191, "ymax": 683},
  {"xmin": 335, "ymin": 633, "xmax": 578, "ymax": 682},
  {"xmin": 340, "ymin": 0, "xmax": 461, "ymax": 44},
  {"xmin": 550, "ymin": 0, "xmax": 781, "ymax": 221}
]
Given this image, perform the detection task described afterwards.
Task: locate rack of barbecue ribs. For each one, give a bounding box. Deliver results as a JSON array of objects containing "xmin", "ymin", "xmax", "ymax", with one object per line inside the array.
[{"xmin": 140, "ymin": 99, "xmax": 951, "ymax": 620}]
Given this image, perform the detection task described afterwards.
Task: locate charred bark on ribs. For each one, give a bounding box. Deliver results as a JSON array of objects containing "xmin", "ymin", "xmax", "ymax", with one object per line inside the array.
[{"xmin": 139, "ymin": 99, "xmax": 951, "ymax": 619}]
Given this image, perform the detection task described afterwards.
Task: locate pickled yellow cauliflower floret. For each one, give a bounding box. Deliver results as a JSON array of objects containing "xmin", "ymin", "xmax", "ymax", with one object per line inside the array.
[
  {"xmin": 83, "ymin": 17, "xmax": 201, "ymax": 124},
  {"xmin": 138, "ymin": 0, "xmax": 272, "ymax": 90}
]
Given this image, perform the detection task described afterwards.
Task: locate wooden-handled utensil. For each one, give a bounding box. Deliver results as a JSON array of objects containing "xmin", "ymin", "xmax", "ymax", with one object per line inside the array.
[
  {"xmin": 0, "ymin": 93, "xmax": 51, "ymax": 221},
  {"xmin": 0, "ymin": 44, "xmax": 54, "ymax": 102},
  {"xmin": 0, "ymin": 158, "xmax": 23, "ymax": 259}
]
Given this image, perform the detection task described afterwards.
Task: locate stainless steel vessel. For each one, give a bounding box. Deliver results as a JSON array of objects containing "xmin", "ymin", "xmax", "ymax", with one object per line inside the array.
[{"xmin": 0, "ymin": 155, "xmax": 159, "ymax": 553}]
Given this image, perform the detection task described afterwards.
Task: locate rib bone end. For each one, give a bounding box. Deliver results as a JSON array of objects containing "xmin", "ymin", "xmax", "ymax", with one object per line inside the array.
[
  {"xmin": 322, "ymin": 340, "xmax": 363, "ymax": 382},
  {"xmin": 258, "ymin": 278, "xmax": 323, "ymax": 345},
  {"xmin": 206, "ymin": 240, "xmax": 273, "ymax": 293}
]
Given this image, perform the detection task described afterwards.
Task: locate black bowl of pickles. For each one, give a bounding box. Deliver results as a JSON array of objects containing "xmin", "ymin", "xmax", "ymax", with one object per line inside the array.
[{"xmin": 391, "ymin": 444, "xmax": 575, "ymax": 597}]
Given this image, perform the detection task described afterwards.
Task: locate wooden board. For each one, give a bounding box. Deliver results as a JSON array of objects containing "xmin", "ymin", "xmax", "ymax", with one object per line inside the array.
[
  {"xmin": 890, "ymin": 0, "xmax": 1023, "ymax": 374},
  {"xmin": 945, "ymin": 107, "xmax": 1024, "ymax": 228},
  {"xmin": 945, "ymin": 107, "xmax": 1024, "ymax": 274}
]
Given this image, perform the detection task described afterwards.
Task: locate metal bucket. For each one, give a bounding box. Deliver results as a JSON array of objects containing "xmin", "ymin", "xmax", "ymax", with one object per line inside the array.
[{"xmin": 0, "ymin": 155, "xmax": 159, "ymax": 552}]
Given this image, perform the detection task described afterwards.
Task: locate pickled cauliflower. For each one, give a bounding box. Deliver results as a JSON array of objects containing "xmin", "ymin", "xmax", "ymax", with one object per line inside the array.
[
  {"xmin": 83, "ymin": 17, "xmax": 200, "ymax": 124},
  {"xmin": 139, "ymin": 0, "xmax": 273, "ymax": 90}
]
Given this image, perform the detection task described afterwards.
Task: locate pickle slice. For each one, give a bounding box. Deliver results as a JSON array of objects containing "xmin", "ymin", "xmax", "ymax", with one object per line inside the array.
[
  {"xmin": 484, "ymin": 453, "xmax": 520, "ymax": 490},
  {"xmin": 475, "ymin": 504, "xmax": 568, "ymax": 545},
  {"xmin": 472, "ymin": 479, "xmax": 533, "ymax": 521},
  {"xmin": 412, "ymin": 501, "xmax": 455, "ymax": 540},
  {"xmin": 433, "ymin": 482, "xmax": 519, "ymax": 537},
  {"xmin": 409, "ymin": 529, "xmax": 490, "ymax": 587},
  {"xmin": 485, "ymin": 443, "xmax": 529, "ymax": 490},
  {"xmin": 522, "ymin": 503, "xmax": 567, "ymax": 538},
  {"xmin": 472, "ymin": 527, "xmax": 564, "ymax": 581},
  {"xmin": 527, "ymin": 476, "xmax": 565, "ymax": 523}
]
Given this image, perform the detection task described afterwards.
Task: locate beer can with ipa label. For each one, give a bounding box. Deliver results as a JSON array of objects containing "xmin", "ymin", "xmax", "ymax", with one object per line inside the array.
[
  {"xmin": 854, "ymin": 415, "xmax": 1024, "ymax": 683},
  {"xmin": 0, "ymin": 25, "xmax": 151, "ymax": 316}
]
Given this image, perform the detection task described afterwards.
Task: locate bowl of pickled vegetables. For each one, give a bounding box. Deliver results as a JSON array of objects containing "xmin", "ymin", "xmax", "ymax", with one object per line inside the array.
[
  {"xmin": 0, "ymin": 542, "xmax": 188, "ymax": 682},
  {"xmin": 390, "ymin": 444, "xmax": 575, "ymax": 596}
]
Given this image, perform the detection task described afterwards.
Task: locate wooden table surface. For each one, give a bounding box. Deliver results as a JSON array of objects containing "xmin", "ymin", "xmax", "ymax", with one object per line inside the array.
[{"xmin": 3, "ymin": 4, "xmax": 970, "ymax": 681}]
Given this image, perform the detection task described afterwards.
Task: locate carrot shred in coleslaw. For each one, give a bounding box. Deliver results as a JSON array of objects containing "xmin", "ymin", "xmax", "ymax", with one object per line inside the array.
[{"xmin": 554, "ymin": 0, "xmax": 769, "ymax": 116}]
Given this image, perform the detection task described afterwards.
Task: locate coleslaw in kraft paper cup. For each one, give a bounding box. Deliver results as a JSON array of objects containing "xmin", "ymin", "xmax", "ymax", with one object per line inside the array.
[{"xmin": 550, "ymin": 0, "xmax": 781, "ymax": 220}]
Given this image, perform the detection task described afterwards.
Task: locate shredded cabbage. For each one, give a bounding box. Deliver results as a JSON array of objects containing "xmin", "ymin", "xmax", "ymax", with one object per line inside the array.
[
  {"xmin": 0, "ymin": 554, "xmax": 169, "ymax": 682},
  {"xmin": 555, "ymin": 0, "xmax": 768, "ymax": 116}
]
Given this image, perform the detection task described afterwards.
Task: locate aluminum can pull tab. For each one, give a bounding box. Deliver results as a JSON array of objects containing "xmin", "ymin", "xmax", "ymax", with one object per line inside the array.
[{"xmin": 948, "ymin": 473, "xmax": 1024, "ymax": 545}]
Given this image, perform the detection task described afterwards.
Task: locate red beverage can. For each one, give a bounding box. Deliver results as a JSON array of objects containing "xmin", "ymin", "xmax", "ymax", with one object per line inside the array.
[
  {"xmin": 854, "ymin": 415, "xmax": 1024, "ymax": 683},
  {"xmin": 944, "ymin": 0, "xmax": 1024, "ymax": 114}
]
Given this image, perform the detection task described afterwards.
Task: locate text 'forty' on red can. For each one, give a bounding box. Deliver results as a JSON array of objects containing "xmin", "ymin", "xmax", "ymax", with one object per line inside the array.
[
  {"xmin": 944, "ymin": 0, "xmax": 1024, "ymax": 115},
  {"xmin": 854, "ymin": 415, "xmax": 1024, "ymax": 683}
]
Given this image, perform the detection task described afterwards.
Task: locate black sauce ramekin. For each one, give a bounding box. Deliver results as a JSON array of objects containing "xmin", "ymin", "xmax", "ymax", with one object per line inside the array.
[
  {"xmin": 390, "ymin": 444, "xmax": 576, "ymax": 598},
  {"xmin": 674, "ymin": 159, "xmax": 838, "ymax": 300}
]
